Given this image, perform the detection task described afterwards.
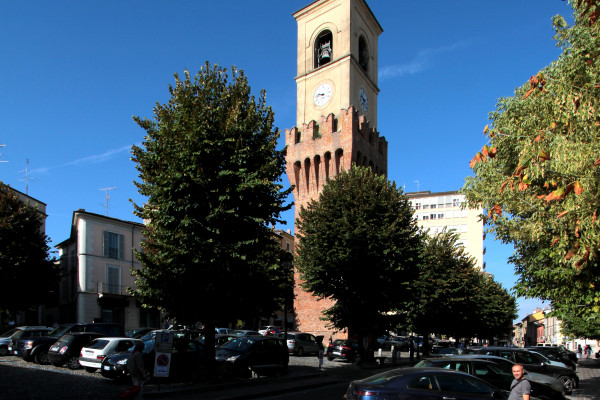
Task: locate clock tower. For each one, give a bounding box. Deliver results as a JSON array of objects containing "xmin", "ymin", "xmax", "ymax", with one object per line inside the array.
[{"xmin": 285, "ymin": 0, "xmax": 388, "ymax": 338}]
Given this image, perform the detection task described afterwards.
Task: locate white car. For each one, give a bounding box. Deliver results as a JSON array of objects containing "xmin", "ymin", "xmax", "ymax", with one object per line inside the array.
[
  {"xmin": 79, "ymin": 337, "xmax": 142, "ymax": 373},
  {"xmin": 258, "ymin": 326, "xmax": 279, "ymax": 335}
]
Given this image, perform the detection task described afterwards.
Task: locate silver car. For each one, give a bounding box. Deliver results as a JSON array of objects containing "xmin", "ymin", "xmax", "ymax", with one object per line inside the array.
[{"xmin": 279, "ymin": 332, "xmax": 322, "ymax": 356}]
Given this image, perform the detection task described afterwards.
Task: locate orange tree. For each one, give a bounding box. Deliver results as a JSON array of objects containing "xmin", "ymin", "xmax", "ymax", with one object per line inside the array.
[{"xmin": 462, "ymin": 1, "xmax": 600, "ymax": 337}]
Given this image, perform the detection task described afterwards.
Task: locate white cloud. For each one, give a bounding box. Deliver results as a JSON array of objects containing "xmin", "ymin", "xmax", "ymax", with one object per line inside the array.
[
  {"xmin": 379, "ymin": 40, "xmax": 471, "ymax": 80},
  {"xmin": 30, "ymin": 144, "xmax": 134, "ymax": 175}
]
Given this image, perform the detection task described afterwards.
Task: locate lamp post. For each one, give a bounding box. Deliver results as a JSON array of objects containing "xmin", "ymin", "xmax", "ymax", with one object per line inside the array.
[{"xmin": 283, "ymin": 257, "xmax": 293, "ymax": 341}]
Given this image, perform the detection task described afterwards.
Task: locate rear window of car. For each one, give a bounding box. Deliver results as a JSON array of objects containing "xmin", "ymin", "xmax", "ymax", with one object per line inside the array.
[
  {"xmin": 86, "ymin": 339, "xmax": 110, "ymax": 350},
  {"xmin": 56, "ymin": 334, "xmax": 76, "ymax": 345}
]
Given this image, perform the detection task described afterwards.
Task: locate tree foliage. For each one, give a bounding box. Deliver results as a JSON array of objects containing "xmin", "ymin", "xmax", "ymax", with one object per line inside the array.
[
  {"xmin": 295, "ymin": 166, "xmax": 423, "ymax": 339},
  {"xmin": 406, "ymin": 229, "xmax": 517, "ymax": 343},
  {"xmin": 131, "ymin": 64, "xmax": 292, "ymax": 349},
  {"xmin": 462, "ymin": 2, "xmax": 600, "ymax": 333},
  {"xmin": 0, "ymin": 182, "xmax": 57, "ymax": 315}
]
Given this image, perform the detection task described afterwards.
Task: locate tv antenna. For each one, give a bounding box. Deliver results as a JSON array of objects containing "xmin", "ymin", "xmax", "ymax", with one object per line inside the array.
[
  {"xmin": 413, "ymin": 180, "xmax": 421, "ymax": 192},
  {"xmin": 99, "ymin": 187, "xmax": 116, "ymax": 216},
  {"xmin": 19, "ymin": 159, "xmax": 34, "ymax": 195}
]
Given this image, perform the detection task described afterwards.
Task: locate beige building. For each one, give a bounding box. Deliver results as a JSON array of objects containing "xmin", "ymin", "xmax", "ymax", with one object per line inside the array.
[
  {"xmin": 406, "ymin": 191, "xmax": 484, "ymax": 270},
  {"xmin": 55, "ymin": 209, "xmax": 160, "ymax": 330}
]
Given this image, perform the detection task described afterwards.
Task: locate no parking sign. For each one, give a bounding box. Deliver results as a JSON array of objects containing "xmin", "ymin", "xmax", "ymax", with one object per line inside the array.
[{"xmin": 154, "ymin": 352, "xmax": 172, "ymax": 377}]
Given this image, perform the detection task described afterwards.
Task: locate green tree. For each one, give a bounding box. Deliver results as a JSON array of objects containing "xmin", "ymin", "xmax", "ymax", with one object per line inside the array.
[
  {"xmin": 406, "ymin": 229, "xmax": 517, "ymax": 349},
  {"xmin": 0, "ymin": 182, "xmax": 57, "ymax": 321},
  {"xmin": 295, "ymin": 166, "xmax": 423, "ymax": 350},
  {"xmin": 462, "ymin": 2, "xmax": 600, "ymax": 331},
  {"xmin": 131, "ymin": 64, "xmax": 292, "ymax": 364}
]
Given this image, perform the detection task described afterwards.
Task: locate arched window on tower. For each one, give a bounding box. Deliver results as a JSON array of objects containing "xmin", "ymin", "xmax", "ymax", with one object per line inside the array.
[
  {"xmin": 358, "ymin": 35, "xmax": 369, "ymax": 71},
  {"xmin": 294, "ymin": 161, "xmax": 302, "ymax": 197},
  {"xmin": 314, "ymin": 155, "xmax": 321, "ymax": 191},
  {"xmin": 304, "ymin": 158, "xmax": 311, "ymax": 194},
  {"xmin": 324, "ymin": 152, "xmax": 332, "ymax": 181},
  {"xmin": 314, "ymin": 30, "xmax": 333, "ymax": 69},
  {"xmin": 335, "ymin": 149, "xmax": 344, "ymax": 175}
]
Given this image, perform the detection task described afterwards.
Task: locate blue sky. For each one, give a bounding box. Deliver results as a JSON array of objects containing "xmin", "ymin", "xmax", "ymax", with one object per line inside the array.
[{"xmin": 1, "ymin": 0, "xmax": 573, "ymax": 322}]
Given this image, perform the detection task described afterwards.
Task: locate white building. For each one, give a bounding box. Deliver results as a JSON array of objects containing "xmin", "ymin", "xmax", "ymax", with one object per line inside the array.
[
  {"xmin": 406, "ymin": 191, "xmax": 484, "ymax": 269},
  {"xmin": 55, "ymin": 209, "xmax": 160, "ymax": 330}
]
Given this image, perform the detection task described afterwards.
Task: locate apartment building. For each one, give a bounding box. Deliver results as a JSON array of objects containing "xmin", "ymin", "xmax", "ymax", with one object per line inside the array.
[
  {"xmin": 406, "ymin": 191, "xmax": 484, "ymax": 269},
  {"xmin": 55, "ymin": 209, "xmax": 160, "ymax": 330}
]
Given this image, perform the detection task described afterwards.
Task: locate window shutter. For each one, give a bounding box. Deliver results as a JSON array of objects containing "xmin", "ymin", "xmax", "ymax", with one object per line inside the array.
[
  {"xmin": 119, "ymin": 234, "xmax": 125, "ymax": 259},
  {"xmin": 103, "ymin": 231, "xmax": 109, "ymax": 257}
]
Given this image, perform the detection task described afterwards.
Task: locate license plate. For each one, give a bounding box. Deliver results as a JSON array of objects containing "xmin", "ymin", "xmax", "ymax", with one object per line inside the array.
[
  {"xmin": 85, "ymin": 351, "xmax": 93, "ymax": 355},
  {"xmin": 50, "ymin": 345, "xmax": 59, "ymax": 351},
  {"xmin": 103, "ymin": 365, "xmax": 111, "ymax": 371}
]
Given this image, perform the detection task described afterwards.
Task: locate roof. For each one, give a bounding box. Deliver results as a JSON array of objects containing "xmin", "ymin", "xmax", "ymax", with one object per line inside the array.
[{"xmin": 406, "ymin": 190, "xmax": 459, "ymax": 198}]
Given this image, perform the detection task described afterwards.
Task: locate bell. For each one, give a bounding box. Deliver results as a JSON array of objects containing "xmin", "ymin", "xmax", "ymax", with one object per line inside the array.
[{"xmin": 319, "ymin": 42, "xmax": 331, "ymax": 63}]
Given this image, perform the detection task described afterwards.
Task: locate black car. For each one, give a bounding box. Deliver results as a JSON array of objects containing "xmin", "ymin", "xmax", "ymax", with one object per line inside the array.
[
  {"xmin": 345, "ymin": 367, "xmax": 509, "ymax": 400},
  {"xmin": 2, "ymin": 326, "xmax": 49, "ymax": 356},
  {"xmin": 8, "ymin": 327, "xmax": 52, "ymax": 362},
  {"xmin": 416, "ymin": 357, "xmax": 565, "ymax": 400},
  {"xmin": 13, "ymin": 322, "xmax": 124, "ymax": 365},
  {"xmin": 47, "ymin": 332, "xmax": 104, "ymax": 369},
  {"xmin": 101, "ymin": 331, "xmax": 204, "ymax": 381},
  {"xmin": 215, "ymin": 336, "xmax": 288, "ymax": 378},
  {"xmin": 326, "ymin": 339, "xmax": 359, "ymax": 362},
  {"xmin": 475, "ymin": 347, "xmax": 579, "ymax": 392},
  {"xmin": 527, "ymin": 346, "xmax": 577, "ymax": 370}
]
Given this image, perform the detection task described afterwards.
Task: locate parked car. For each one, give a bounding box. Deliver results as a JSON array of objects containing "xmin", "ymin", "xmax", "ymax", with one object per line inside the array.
[
  {"xmin": 101, "ymin": 332, "xmax": 205, "ymax": 380},
  {"xmin": 258, "ymin": 326, "xmax": 279, "ymax": 335},
  {"xmin": 277, "ymin": 332, "xmax": 322, "ymax": 356},
  {"xmin": 531, "ymin": 344, "xmax": 577, "ymax": 364},
  {"xmin": 47, "ymin": 332, "xmax": 104, "ymax": 369},
  {"xmin": 528, "ymin": 346, "xmax": 577, "ymax": 370},
  {"xmin": 12, "ymin": 322, "xmax": 125, "ymax": 365},
  {"xmin": 8, "ymin": 326, "xmax": 53, "ymax": 362},
  {"xmin": 215, "ymin": 335, "xmax": 288, "ymax": 378},
  {"xmin": 79, "ymin": 337, "xmax": 142, "ymax": 373},
  {"xmin": 430, "ymin": 346, "xmax": 461, "ymax": 356},
  {"xmin": 383, "ymin": 336, "xmax": 409, "ymax": 350},
  {"xmin": 416, "ymin": 357, "xmax": 566, "ymax": 400},
  {"xmin": 231, "ymin": 330, "xmax": 260, "ymax": 336},
  {"xmin": 345, "ymin": 367, "xmax": 509, "ymax": 400},
  {"xmin": 455, "ymin": 355, "xmax": 568, "ymax": 394},
  {"xmin": 326, "ymin": 339, "xmax": 359, "ymax": 362},
  {"xmin": 215, "ymin": 327, "xmax": 232, "ymax": 335},
  {"xmin": 1, "ymin": 326, "xmax": 47, "ymax": 356},
  {"xmin": 125, "ymin": 328, "xmax": 155, "ymax": 339},
  {"xmin": 474, "ymin": 348, "xmax": 579, "ymax": 393}
]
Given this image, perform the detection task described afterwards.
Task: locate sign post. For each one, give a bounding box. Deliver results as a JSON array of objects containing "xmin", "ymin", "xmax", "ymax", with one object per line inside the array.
[{"xmin": 153, "ymin": 330, "xmax": 174, "ymax": 378}]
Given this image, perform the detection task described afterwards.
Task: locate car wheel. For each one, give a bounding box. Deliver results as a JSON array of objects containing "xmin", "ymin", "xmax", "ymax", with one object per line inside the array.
[
  {"xmin": 0, "ymin": 346, "xmax": 8, "ymax": 356},
  {"xmin": 85, "ymin": 367, "xmax": 97, "ymax": 373},
  {"xmin": 67, "ymin": 356, "xmax": 81, "ymax": 370},
  {"xmin": 297, "ymin": 347, "xmax": 304, "ymax": 357},
  {"xmin": 34, "ymin": 350, "xmax": 50, "ymax": 365},
  {"xmin": 557, "ymin": 375, "xmax": 574, "ymax": 392}
]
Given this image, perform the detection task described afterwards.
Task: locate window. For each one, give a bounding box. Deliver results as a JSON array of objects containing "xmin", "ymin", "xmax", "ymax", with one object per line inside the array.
[
  {"xmin": 445, "ymin": 196, "xmax": 452, "ymax": 207},
  {"xmin": 430, "ymin": 204, "xmax": 436, "ymax": 209},
  {"xmin": 106, "ymin": 265, "xmax": 121, "ymax": 295},
  {"xmin": 415, "ymin": 202, "xmax": 421, "ymax": 210},
  {"xmin": 407, "ymin": 375, "xmax": 438, "ymax": 391},
  {"xmin": 461, "ymin": 209, "xmax": 468, "ymax": 218},
  {"xmin": 438, "ymin": 213, "xmax": 444, "ymax": 219},
  {"xmin": 453, "ymin": 210, "xmax": 460, "ymax": 218},
  {"xmin": 358, "ymin": 35, "xmax": 369, "ymax": 71},
  {"xmin": 453, "ymin": 196, "xmax": 461, "ymax": 207},
  {"xmin": 286, "ymin": 243, "xmax": 290, "ymax": 251},
  {"xmin": 430, "ymin": 213, "xmax": 437, "ymax": 220},
  {"xmin": 422, "ymin": 215, "xmax": 429, "ymax": 220},
  {"xmin": 461, "ymin": 224, "xmax": 468, "ymax": 232},
  {"xmin": 314, "ymin": 30, "xmax": 333, "ymax": 69},
  {"xmin": 103, "ymin": 231, "xmax": 124, "ymax": 259},
  {"xmin": 446, "ymin": 211, "xmax": 453, "ymax": 219},
  {"xmin": 438, "ymin": 197, "xmax": 445, "ymax": 208}
]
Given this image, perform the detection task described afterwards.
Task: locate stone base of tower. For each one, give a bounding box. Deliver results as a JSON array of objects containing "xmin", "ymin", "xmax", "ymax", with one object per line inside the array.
[{"xmin": 293, "ymin": 271, "xmax": 344, "ymax": 341}]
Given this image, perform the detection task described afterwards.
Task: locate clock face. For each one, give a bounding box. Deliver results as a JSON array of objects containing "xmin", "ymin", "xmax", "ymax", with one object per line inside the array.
[
  {"xmin": 313, "ymin": 83, "xmax": 333, "ymax": 107},
  {"xmin": 359, "ymin": 88, "xmax": 368, "ymax": 112}
]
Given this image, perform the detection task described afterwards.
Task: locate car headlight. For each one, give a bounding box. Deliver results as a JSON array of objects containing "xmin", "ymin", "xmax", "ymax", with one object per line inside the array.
[
  {"xmin": 24, "ymin": 341, "xmax": 34, "ymax": 350},
  {"xmin": 117, "ymin": 358, "xmax": 128, "ymax": 365},
  {"xmin": 226, "ymin": 355, "xmax": 240, "ymax": 362}
]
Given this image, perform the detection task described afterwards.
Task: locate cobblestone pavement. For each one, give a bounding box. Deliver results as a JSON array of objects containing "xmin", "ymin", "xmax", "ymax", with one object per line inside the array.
[{"xmin": 569, "ymin": 358, "xmax": 600, "ymax": 400}]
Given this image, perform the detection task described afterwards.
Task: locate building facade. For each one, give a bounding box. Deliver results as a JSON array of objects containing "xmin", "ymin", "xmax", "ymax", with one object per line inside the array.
[
  {"xmin": 406, "ymin": 191, "xmax": 484, "ymax": 269},
  {"xmin": 285, "ymin": 0, "xmax": 387, "ymax": 338},
  {"xmin": 55, "ymin": 209, "xmax": 160, "ymax": 331}
]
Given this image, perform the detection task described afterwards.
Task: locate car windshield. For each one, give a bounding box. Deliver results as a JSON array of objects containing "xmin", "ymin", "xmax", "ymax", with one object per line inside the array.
[
  {"xmin": 56, "ymin": 335, "xmax": 76, "ymax": 345},
  {"xmin": 1, "ymin": 328, "xmax": 18, "ymax": 338},
  {"xmin": 49, "ymin": 325, "xmax": 73, "ymax": 337},
  {"xmin": 11, "ymin": 330, "xmax": 25, "ymax": 339},
  {"xmin": 86, "ymin": 339, "xmax": 110, "ymax": 350},
  {"xmin": 221, "ymin": 337, "xmax": 258, "ymax": 352}
]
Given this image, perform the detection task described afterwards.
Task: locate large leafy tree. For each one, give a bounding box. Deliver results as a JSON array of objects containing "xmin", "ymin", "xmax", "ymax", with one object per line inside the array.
[
  {"xmin": 295, "ymin": 166, "xmax": 423, "ymax": 346},
  {"xmin": 0, "ymin": 182, "xmax": 57, "ymax": 320},
  {"xmin": 131, "ymin": 64, "xmax": 292, "ymax": 360},
  {"xmin": 462, "ymin": 1, "xmax": 600, "ymax": 334},
  {"xmin": 406, "ymin": 229, "xmax": 517, "ymax": 348}
]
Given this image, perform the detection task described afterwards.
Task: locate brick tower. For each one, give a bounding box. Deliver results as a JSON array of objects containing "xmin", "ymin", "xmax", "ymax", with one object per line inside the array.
[{"xmin": 285, "ymin": 0, "xmax": 387, "ymax": 338}]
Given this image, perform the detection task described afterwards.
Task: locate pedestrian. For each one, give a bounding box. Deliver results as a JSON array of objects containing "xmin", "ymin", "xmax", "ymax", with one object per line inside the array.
[
  {"xmin": 584, "ymin": 344, "xmax": 591, "ymax": 359},
  {"xmin": 126, "ymin": 341, "xmax": 147, "ymax": 400},
  {"xmin": 409, "ymin": 336, "xmax": 415, "ymax": 362},
  {"xmin": 509, "ymin": 364, "xmax": 531, "ymax": 400},
  {"xmin": 577, "ymin": 344, "xmax": 583, "ymax": 362}
]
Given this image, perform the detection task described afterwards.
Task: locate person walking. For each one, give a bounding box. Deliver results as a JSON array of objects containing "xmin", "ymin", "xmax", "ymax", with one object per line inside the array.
[
  {"xmin": 509, "ymin": 364, "xmax": 531, "ymax": 400},
  {"xmin": 577, "ymin": 344, "xmax": 583, "ymax": 362},
  {"xmin": 126, "ymin": 341, "xmax": 147, "ymax": 399}
]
